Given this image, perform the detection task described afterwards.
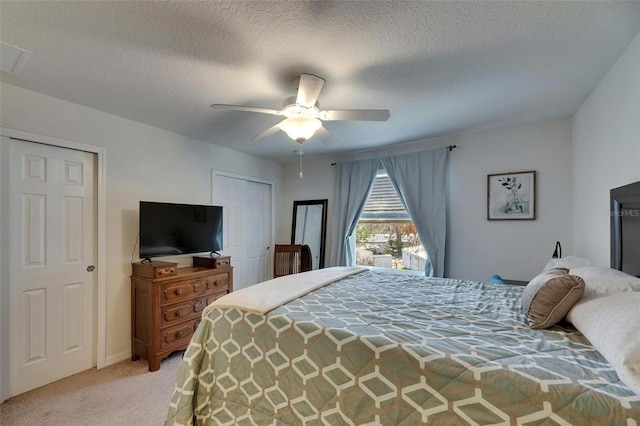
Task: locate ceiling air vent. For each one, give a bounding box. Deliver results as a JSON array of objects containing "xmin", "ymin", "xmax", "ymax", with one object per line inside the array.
[{"xmin": 1, "ymin": 42, "xmax": 31, "ymax": 76}]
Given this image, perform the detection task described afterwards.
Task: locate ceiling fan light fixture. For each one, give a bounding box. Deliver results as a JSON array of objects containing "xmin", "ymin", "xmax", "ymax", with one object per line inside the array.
[
  {"xmin": 279, "ymin": 117, "xmax": 322, "ymax": 143},
  {"xmin": 281, "ymin": 98, "xmax": 320, "ymax": 119}
]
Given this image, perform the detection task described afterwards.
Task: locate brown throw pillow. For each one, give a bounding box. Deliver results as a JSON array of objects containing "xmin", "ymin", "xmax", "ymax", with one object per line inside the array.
[{"xmin": 522, "ymin": 268, "xmax": 585, "ymax": 329}]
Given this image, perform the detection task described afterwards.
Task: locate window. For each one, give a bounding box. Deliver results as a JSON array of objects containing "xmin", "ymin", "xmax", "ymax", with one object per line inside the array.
[{"xmin": 355, "ymin": 167, "xmax": 426, "ymax": 271}]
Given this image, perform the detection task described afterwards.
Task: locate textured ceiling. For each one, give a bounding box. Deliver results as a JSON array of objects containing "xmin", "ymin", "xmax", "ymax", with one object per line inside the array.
[{"xmin": 1, "ymin": 1, "xmax": 639, "ymax": 163}]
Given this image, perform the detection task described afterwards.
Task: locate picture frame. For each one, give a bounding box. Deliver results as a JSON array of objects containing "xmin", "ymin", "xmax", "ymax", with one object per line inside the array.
[{"xmin": 487, "ymin": 170, "xmax": 536, "ymax": 220}]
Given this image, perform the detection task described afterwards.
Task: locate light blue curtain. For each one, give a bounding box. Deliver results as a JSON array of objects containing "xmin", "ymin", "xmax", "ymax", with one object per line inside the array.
[
  {"xmin": 329, "ymin": 158, "xmax": 380, "ymax": 266},
  {"xmin": 381, "ymin": 148, "xmax": 447, "ymax": 277}
]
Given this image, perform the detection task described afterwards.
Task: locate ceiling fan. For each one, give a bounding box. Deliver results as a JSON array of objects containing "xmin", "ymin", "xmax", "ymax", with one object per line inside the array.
[{"xmin": 210, "ymin": 73, "xmax": 390, "ymax": 145}]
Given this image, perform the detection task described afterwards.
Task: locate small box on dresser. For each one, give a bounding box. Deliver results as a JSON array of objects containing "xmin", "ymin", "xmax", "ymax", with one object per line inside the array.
[
  {"xmin": 192, "ymin": 255, "xmax": 231, "ymax": 269},
  {"xmin": 131, "ymin": 260, "xmax": 177, "ymax": 279},
  {"xmin": 131, "ymin": 257, "xmax": 233, "ymax": 371}
]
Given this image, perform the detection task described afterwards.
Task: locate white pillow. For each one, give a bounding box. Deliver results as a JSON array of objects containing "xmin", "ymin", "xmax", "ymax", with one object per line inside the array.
[
  {"xmin": 569, "ymin": 266, "xmax": 640, "ymax": 298},
  {"xmin": 566, "ymin": 292, "xmax": 640, "ymax": 395},
  {"xmin": 543, "ymin": 256, "xmax": 591, "ymax": 272}
]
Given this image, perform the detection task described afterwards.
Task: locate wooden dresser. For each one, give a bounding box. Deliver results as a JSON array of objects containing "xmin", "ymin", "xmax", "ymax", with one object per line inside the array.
[{"xmin": 131, "ymin": 256, "xmax": 232, "ymax": 371}]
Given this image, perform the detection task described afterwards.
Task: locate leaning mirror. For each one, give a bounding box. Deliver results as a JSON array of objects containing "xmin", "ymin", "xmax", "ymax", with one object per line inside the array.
[{"xmin": 291, "ymin": 199, "xmax": 328, "ymax": 269}]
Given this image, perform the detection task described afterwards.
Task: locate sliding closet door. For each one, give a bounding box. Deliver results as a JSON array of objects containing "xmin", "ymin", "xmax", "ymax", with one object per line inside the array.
[{"xmin": 213, "ymin": 172, "xmax": 271, "ymax": 290}]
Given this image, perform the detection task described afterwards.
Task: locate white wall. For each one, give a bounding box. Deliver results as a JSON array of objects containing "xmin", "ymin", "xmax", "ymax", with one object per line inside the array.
[
  {"xmin": 280, "ymin": 118, "xmax": 573, "ymax": 282},
  {"xmin": 278, "ymin": 155, "xmax": 336, "ymax": 249},
  {"xmin": 572, "ymin": 32, "xmax": 640, "ymax": 266},
  {"xmin": 0, "ymin": 82, "xmax": 283, "ymax": 364},
  {"xmin": 447, "ymin": 120, "xmax": 572, "ymax": 281}
]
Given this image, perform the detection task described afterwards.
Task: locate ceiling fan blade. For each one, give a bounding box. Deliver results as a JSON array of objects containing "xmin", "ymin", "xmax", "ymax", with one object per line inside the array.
[
  {"xmin": 314, "ymin": 126, "xmax": 338, "ymax": 147},
  {"xmin": 320, "ymin": 109, "xmax": 390, "ymax": 121},
  {"xmin": 296, "ymin": 74, "xmax": 326, "ymax": 108},
  {"xmin": 211, "ymin": 104, "xmax": 281, "ymax": 115},
  {"xmin": 251, "ymin": 123, "xmax": 283, "ymax": 141}
]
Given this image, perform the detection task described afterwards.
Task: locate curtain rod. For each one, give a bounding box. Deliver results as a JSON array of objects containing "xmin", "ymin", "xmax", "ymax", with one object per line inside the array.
[{"xmin": 330, "ymin": 145, "xmax": 457, "ymax": 166}]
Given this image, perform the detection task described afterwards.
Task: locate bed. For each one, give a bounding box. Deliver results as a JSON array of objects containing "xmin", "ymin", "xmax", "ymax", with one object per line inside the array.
[
  {"xmin": 166, "ymin": 181, "xmax": 640, "ymax": 425},
  {"xmin": 165, "ymin": 265, "xmax": 640, "ymax": 425}
]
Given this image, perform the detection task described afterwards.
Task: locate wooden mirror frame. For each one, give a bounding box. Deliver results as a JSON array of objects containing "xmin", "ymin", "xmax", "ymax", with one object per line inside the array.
[{"xmin": 291, "ymin": 199, "xmax": 328, "ymax": 269}]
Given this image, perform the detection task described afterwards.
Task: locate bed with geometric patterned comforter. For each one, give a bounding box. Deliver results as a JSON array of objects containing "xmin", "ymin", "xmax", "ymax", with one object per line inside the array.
[{"xmin": 166, "ymin": 268, "xmax": 640, "ymax": 425}]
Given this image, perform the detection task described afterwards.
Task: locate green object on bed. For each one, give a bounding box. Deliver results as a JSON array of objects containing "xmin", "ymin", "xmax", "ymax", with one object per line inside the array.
[{"xmin": 166, "ymin": 269, "xmax": 640, "ymax": 425}]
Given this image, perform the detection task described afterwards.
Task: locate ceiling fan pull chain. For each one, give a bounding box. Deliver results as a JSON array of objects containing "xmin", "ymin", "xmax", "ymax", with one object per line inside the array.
[{"xmin": 299, "ymin": 149, "xmax": 304, "ymax": 179}]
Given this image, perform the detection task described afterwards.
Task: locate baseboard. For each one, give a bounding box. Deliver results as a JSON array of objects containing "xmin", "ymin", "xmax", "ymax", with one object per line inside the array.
[{"xmin": 102, "ymin": 350, "xmax": 131, "ymax": 368}]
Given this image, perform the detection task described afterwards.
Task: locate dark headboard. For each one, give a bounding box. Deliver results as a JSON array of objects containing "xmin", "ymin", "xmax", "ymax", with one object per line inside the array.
[{"xmin": 611, "ymin": 180, "xmax": 640, "ymax": 277}]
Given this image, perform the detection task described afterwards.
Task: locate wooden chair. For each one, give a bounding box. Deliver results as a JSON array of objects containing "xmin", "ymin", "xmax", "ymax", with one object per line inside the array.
[
  {"xmin": 274, "ymin": 244, "xmax": 302, "ymax": 278},
  {"xmin": 300, "ymin": 244, "xmax": 312, "ymax": 272}
]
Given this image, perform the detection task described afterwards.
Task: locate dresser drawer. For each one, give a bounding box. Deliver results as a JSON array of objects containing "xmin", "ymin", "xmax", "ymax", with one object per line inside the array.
[
  {"xmin": 206, "ymin": 290, "xmax": 228, "ymax": 305},
  {"xmin": 161, "ymin": 277, "xmax": 208, "ymax": 304},
  {"xmin": 206, "ymin": 273, "xmax": 229, "ymax": 292},
  {"xmin": 160, "ymin": 320, "xmax": 198, "ymax": 351},
  {"xmin": 161, "ymin": 297, "xmax": 208, "ymax": 328},
  {"xmin": 161, "ymin": 281, "xmax": 193, "ymax": 304}
]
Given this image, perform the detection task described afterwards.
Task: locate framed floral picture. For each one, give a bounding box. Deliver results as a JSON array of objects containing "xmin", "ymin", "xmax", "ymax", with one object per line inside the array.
[{"xmin": 487, "ymin": 171, "xmax": 536, "ymax": 220}]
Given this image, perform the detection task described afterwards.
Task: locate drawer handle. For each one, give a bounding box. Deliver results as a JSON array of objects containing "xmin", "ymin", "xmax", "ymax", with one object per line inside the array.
[
  {"xmin": 213, "ymin": 280, "xmax": 221, "ymax": 286},
  {"xmin": 176, "ymin": 331, "xmax": 183, "ymax": 339},
  {"xmin": 175, "ymin": 288, "xmax": 183, "ymax": 296},
  {"xmin": 175, "ymin": 309, "xmax": 183, "ymax": 317}
]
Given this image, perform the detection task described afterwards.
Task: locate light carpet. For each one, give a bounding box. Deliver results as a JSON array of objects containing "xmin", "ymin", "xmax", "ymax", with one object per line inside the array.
[{"xmin": 0, "ymin": 352, "xmax": 182, "ymax": 425}]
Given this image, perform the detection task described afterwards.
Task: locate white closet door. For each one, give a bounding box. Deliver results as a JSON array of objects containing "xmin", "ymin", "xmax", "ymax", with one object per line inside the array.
[
  {"xmin": 214, "ymin": 173, "xmax": 271, "ymax": 290},
  {"xmin": 3, "ymin": 137, "xmax": 97, "ymax": 398}
]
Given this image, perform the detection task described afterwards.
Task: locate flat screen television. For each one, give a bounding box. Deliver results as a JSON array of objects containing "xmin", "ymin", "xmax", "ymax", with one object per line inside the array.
[
  {"xmin": 139, "ymin": 201, "xmax": 223, "ymax": 259},
  {"xmin": 610, "ymin": 181, "xmax": 640, "ymax": 277}
]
